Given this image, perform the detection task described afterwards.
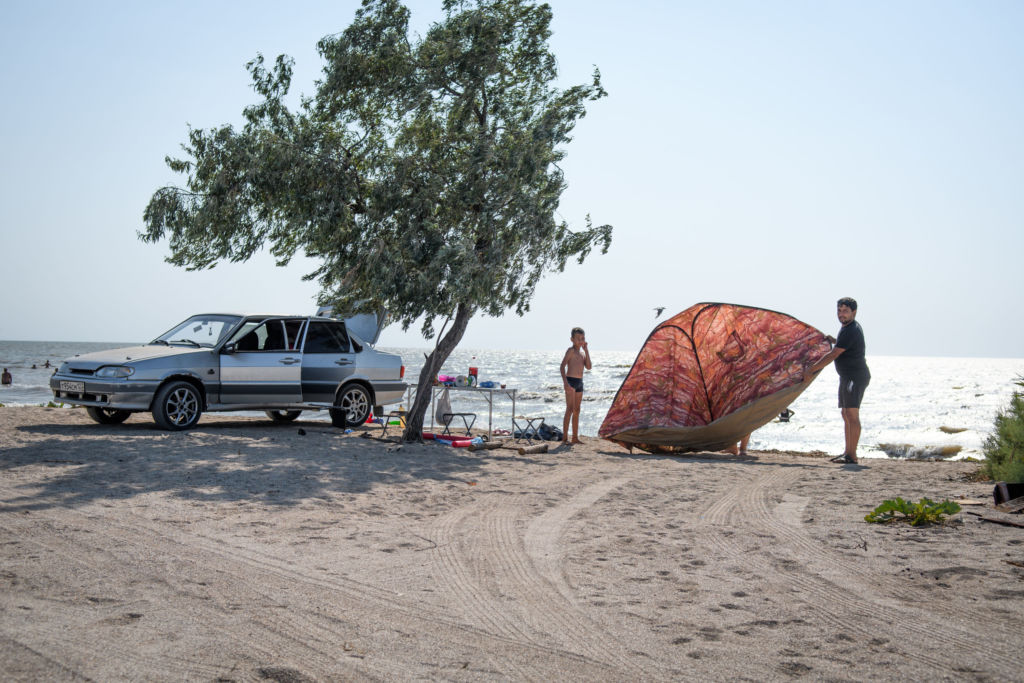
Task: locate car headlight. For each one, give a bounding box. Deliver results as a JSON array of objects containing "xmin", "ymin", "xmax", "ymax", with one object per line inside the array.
[{"xmin": 95, "ymin": 365, "xmax": 134, "ymax": 378}]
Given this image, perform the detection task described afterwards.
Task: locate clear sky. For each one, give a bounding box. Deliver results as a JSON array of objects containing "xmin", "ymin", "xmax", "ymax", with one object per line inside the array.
[{"xmin": 2, "ymin": 1, "xmax": 1022, "ymax": 356}]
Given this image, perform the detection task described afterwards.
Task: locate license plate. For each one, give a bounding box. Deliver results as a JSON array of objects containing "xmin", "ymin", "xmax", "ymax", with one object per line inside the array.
[{"xmin": 59, "ymin": 380, "xmax": 85, "ymax": 393}]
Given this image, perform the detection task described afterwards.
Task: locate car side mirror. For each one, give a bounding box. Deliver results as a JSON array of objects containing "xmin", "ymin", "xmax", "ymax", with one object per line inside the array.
[{"xmin": 222, "ymin": 343, "xmax": 237, "ymax": 355}]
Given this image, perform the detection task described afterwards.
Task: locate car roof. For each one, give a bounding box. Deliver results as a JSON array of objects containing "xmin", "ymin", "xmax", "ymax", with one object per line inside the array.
[{"xmin": 188, "ymin": 313, "xmax": 306, "ymax": 319}]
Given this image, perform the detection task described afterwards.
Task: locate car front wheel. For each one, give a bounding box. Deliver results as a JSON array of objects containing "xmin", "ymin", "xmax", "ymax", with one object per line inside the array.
[
  {"xmin": 331, "ymin": 384, "xmax": 370, "ymax": 428},
  {"xmin": 266, "ymin": 410, "xmax": 302, "ymax": 423},
  {"xmin": 85, "ymin": 407, "xmax": 131, "ymax": 425},
  {"xmin": 153, "ymin": 381, "xmax": 203, "ymax": 430}
]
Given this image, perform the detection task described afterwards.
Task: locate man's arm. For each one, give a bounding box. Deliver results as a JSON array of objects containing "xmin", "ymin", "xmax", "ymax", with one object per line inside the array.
[{"xmin": 803, "ymin": 346, "xmax": 845, "ymax": 381}]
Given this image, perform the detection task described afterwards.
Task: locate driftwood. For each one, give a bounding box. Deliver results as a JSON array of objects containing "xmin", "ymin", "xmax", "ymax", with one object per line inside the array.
[
  {"xmin": 468, "ymin": 440, "xmax": 505, "ymax": 452},
  {"xmin": 979, "ymin": 515, "xmax": 1024, "ymax": 529},
  {"xmin": 517, "ymin": 443, "xmax": 549, "ymax": 455},
  {"xmin": 967, "ymin": 509, "xmax": 1024, "ymax": 529}
]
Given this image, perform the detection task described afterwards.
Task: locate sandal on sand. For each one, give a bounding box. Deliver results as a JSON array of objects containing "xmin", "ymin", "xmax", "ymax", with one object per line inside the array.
[
  {"xmin": 835, "ymin": 454, "xmax": 859, "ymax": 464},
  {"xmin": 829, "ymin": 454, "xmax": 849, "ymax": 463}
]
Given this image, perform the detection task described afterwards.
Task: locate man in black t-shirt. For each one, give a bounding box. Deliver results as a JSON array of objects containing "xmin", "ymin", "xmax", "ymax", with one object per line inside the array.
[{"xmin": 804, "ymin": 297, "xmax": 871, "ymax": 464}]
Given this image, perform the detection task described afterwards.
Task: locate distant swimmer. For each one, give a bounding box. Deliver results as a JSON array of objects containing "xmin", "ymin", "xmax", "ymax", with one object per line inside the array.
[
  {"xmin": 44, "ymin": 360, "xmax": 51, "ymax": 368},
  {"xmin": 653, "ymin": 306, "xmax": 666, "ymax": 318},
  {"xmin": 1, "ymin": 368, "xmax": 11, "ymax": 385}
]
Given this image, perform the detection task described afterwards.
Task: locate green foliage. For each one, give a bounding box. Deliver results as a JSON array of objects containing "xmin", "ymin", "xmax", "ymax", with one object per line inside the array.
[
  {"xmin": 983, "ymin": 376, "xmax": 1024, "ymax": 483},
  {"xmin": 864, "ymin": 497, "xmax": 962, "ymax": 526},
  {"xmin": 141, "ymin": 0, "xmax": 611, "ymax": 337}
]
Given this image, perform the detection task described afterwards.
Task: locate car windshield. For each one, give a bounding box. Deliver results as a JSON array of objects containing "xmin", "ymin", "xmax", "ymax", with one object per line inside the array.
[{"xmin": 153, "ymin": 315, "xmax": 242, "ymax": 348}]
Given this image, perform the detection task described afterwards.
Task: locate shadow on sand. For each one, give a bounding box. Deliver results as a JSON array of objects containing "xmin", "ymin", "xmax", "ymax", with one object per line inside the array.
[{"xmin": 1, "ymin": 416, "xmax": 558, "ymax": 513}]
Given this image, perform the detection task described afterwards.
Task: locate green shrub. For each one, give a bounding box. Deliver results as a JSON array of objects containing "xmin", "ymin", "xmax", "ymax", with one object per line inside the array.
[
  {"xmin": 983, "ymin": 376, "xmax": 1024, "ymax": 483},
  {"xmin": 865, "ymin": 497, "xmax": 961, "ymax": 526}
]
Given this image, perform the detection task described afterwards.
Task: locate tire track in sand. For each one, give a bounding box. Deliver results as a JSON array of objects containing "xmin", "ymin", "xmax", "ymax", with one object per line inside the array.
[
  {"xmin": 105, "ymin": 507, "xmax": 615, "ymax": 679},
  {"xmin": 0, "ymin": 514, "xmax": 363, "ymax": 681},
  {"xmin": 760, "ymin": 491, "xmax": 1024, "ymax": 672},
  {"xmin": 428, "ymin": 473, "xmax": 652, "ymax": 678},
  {"xmin": 694, "ymin": 466, "xmax": 1020, "ymax": 674},
  {"xmin": 0, "ymin": 496, "xmax": 614, "ymax": 680}
]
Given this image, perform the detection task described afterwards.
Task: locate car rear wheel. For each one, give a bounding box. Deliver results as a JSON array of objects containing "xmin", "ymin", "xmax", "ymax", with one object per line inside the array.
[
  {"xmin": 266, "ymin": 410, "xmax": 302, "ymax": 423},
  {"xmin": 153, "ymin": 381, "xmax": 203, "ymax": 430},
  {"xmin": 331, "ymin": 384, "xmax": 370, "ymax": 428},
  {"xmin": 85, "ymin": 406, "xmax": 131, "ymax": 425}
]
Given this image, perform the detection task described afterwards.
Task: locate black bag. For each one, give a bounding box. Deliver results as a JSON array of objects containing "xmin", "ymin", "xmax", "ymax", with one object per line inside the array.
[{"xmin": 538, "ymin": 422, "xmax": 563, "ymax": 441}]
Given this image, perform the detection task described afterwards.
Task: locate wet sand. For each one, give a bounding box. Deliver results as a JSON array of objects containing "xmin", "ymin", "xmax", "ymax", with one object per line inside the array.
[{"xmin": 1, "ymin": 406, "xmax": 1022, "ymax": 680}]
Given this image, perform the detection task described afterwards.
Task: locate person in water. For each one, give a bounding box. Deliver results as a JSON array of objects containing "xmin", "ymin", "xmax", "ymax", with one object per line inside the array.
[
  {"xmin": 804, "ymin": 297, "xmax": 871, "ymax": 464},
  {"xmin": 560, "ymin": 327, "xmax": 592, "ymax": 445},
  {"xmin": 1, "ymin": 368, "xmax": 12, "ymax": 385}
]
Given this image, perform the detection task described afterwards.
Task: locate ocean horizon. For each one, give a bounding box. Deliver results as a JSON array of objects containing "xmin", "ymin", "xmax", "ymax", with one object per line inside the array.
[{"xmin": 2, "ymin": 339, "xmax": 1022, "ymax": 460}]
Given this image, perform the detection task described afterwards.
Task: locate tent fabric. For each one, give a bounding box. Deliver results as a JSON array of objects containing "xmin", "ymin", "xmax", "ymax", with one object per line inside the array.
[{"xmin": 599, "ymin": 303, "xmax": 831, "ymax": 453}]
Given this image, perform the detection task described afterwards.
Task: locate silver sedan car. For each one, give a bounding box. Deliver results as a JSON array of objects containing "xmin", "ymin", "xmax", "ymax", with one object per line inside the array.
[{"xmin": 50, "ymin": 313, "xmax": 406, "ymax": 430}]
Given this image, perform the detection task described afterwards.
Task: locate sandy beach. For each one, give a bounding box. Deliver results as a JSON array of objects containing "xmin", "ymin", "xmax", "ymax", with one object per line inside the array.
[{"xmin": 1, "ymin": 406, "xmax": 1022, "ymax": 681}]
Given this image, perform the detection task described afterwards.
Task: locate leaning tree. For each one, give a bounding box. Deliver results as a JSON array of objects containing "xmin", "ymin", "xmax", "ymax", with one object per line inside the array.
[{"xmin": 142, "ymin": 0, "xmax": 612, "ymax": 440}]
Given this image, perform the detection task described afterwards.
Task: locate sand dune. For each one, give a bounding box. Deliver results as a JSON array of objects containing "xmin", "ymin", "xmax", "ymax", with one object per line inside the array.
[{"xmin": 1, "ymin": 406, "xmax": 1022, "ymax": 680}]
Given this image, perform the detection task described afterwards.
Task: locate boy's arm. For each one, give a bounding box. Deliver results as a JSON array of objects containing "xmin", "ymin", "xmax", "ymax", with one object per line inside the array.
[
  {"xmin": 560, "ymin": 348, "xmax": 572, "ymax": 382},
  {"xmin": 582, "ymin": 342, "xmax": 592, "ymax": 370}
]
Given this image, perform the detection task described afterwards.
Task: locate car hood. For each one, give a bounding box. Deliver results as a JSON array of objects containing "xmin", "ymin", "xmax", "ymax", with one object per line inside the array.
[{"xmin": 62, "ymin": 345, "xmax": 210, "ymax": 369}]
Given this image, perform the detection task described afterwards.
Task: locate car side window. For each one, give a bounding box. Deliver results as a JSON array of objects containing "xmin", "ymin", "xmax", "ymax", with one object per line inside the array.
[
  {"xmin": 230, "ymin": 320, "xmax": 288, "ymax": 352},
  {"xmin": 303, "ymin": 321, "xmax": 351, "ymax": 353}
]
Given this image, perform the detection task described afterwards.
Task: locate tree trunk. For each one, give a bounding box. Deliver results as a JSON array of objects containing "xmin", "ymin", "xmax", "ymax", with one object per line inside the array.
[{"xmin": 402, "ymin": 302, "xmax": 474, "ymax": 441}]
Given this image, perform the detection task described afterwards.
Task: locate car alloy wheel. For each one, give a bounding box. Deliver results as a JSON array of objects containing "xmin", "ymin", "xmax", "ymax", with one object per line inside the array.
[
  {"xmin": 333, "ymin": 384, "xmax": 370, "ymax": 427},
  {"xmin": 153, "ymin": 381, "xmax": 202, "ymax": 430},
  {"xmin": 166, "ymin": 387, "xmax": 198, "ymax": 426}
]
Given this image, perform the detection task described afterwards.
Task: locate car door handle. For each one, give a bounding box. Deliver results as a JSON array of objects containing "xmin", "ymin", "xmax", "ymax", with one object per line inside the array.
[
  {"xmin": 334, "ymin": 359, "xmax": 354, "ymax": 366},
  {"xmin": 279, "ymin": 357, "xmax": 301, "ymax": 365}
]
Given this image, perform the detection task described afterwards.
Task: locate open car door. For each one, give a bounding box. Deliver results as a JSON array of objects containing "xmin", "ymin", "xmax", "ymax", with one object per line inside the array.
[
  {"xmin": 315, "ymin": 306, "xmax": 387, "ymax": 345},
  {"xmin": 220, "ymin": 318, "xmax": 305, "ymax": 404}
]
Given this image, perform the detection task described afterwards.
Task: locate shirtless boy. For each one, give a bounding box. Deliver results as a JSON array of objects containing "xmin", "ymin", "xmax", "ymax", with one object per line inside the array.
[{"xmin": 560, "ymin": 327, "xmax": 592, "ymax": 444}]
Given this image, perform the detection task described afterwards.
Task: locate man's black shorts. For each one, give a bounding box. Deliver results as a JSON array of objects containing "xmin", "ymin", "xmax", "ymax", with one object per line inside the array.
[
  {"xmin": 566, "ymin": 376, "xmax": 584, "ymax": 392},
  {"xmin": 838, "ymin": 375, "xmax": 869, "ymax": 409}
]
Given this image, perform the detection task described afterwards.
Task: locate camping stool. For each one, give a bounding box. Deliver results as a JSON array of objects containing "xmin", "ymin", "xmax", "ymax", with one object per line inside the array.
[
  {"xmin": 513, "ymin": 415, "xmax": 545, "ymax": 443},
  {"xmin": 441, "ymin": 412, "xmax": 477, "ymax": 437},
  {"xmin": 380, "ymin": 410, "xmax": 407, "ymax": 437}
]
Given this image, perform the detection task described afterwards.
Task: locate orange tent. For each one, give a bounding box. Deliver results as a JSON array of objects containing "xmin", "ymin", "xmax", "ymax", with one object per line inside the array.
[{"xmin": 600, "ymin": 303, "xmax": 831, "ymax": 453}]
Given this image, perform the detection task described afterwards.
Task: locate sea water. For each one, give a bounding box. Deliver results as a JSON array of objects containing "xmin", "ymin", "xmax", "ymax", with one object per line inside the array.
[{"xmin": 2, "ymin": 340, "xmax": 1021, "ymax": 459}]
